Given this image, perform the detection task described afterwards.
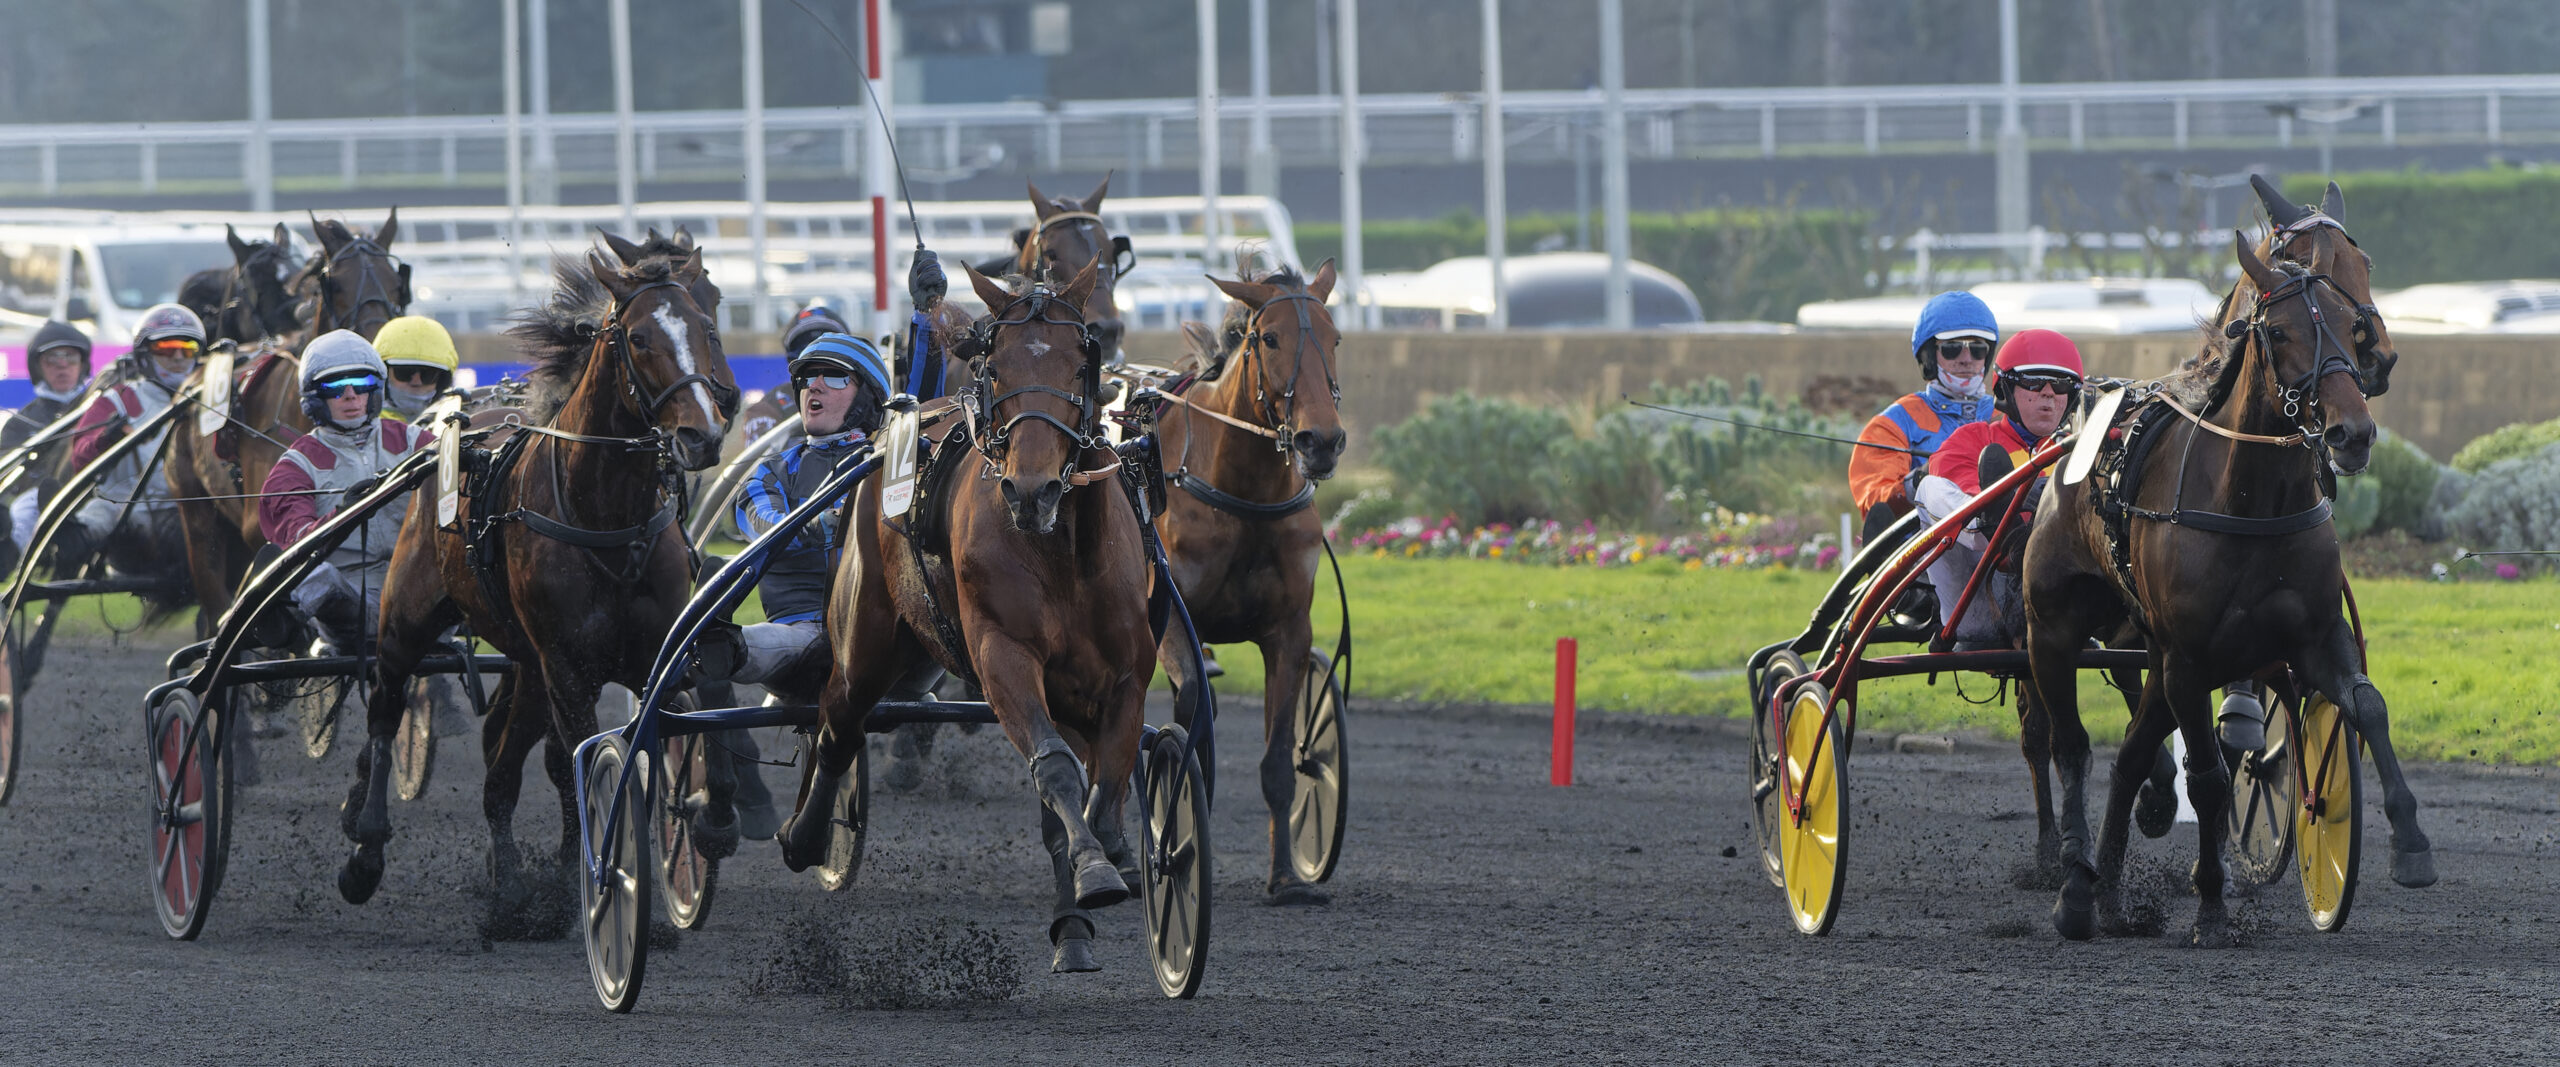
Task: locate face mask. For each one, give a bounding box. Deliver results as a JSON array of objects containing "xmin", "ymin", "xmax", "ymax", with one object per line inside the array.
[
  {"xmin": 385, "ymin": 387, "xmax": 432, "ymax": 419},
  {"xmin": 1936, "ymin": 371, "xmax": 1987, "ymax": 398}
]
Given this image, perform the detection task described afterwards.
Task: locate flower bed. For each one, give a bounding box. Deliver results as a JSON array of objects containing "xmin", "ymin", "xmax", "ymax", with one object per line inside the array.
[{"xmin": 1341, "ymin": 509, "xmax": 1842, "ymax": 571}]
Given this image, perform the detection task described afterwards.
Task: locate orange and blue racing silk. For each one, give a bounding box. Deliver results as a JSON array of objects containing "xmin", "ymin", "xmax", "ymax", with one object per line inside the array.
[{"xmin": 1846, "ymin": 385, "xmax": 1994, "ymax": 513}]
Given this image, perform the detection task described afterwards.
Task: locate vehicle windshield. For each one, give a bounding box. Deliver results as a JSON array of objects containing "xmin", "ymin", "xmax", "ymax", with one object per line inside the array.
[{"xmin": 97, "ymin": 241, "xmax": 231, "ymax": 310}]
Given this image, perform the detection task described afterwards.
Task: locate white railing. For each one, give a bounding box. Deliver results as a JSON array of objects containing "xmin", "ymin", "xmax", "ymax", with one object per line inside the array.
[
  {"xmin": 1885, "ymin": 227, "xmax": 2242, "ymax": 290},
  {"xmin": 2, "ymin": 74, "xmax": 2556, "ymax": 197}
]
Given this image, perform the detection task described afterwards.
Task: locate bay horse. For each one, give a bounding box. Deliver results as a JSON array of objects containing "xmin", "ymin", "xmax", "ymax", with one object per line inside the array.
[
  {"xmin": 1151, "ymin": 260, "xmax": 1347, "ymax": 904},
  {"xmin": 789, "ymin": 261, "xmax": 1152, "ymax": 973},
  {"xmin": 165, "ymin": 211, "xmax": 410, "ymax": 630},
  {"xmin": 176, "ymin": 223, "xmax": 305, "ymax": 346},
  {"xmin": 335, "ymin": 241, "xmax": 736, "ymax": 921},
  {"xmin": 974, "ymin": 176, "xmax": 1129, "ymax": 362},
  {"xmin": 2023, "ymin": 243, "xmax": 2431, "ymax": 946}
]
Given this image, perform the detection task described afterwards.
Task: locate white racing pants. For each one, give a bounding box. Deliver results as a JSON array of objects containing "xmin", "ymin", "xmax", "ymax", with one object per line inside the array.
[{"xmin": 1913, "ymin": 474, "xmax": 2013, "ymax": 646}]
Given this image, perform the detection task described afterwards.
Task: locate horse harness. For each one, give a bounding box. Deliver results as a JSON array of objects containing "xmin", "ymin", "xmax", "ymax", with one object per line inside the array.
[
  {"xmin": 308, "ymin": 236, "xmax": 409, "ymax": 334},
  {"xmin": 1147, "ymin": 290, "xmax": 1339, "ymax": 520},
  {"xmin": 1021, "ymin": 210, "xmax": 1134, "ymax": 281}
]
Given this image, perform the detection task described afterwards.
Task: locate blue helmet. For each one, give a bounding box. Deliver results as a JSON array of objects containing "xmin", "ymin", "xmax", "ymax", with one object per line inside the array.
[
  {"xmin": 1910, "ymin": 291, "xmax": 1999, "ymax": 378},
  {"xmin": 789, "ymin": 332, "xmax": 893, "ymax": 400}
]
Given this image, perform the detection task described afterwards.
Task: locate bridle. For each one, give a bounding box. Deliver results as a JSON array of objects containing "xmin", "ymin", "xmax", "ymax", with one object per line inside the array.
[
  {"xmin": 220, "ymin": 243, "xmax": 302, "ymax": 341},
  {"xmin": 1022, "ymin": 210, "xmax": 1135, "ymax": 281},
  {"xmin": 2265, "ymin": 212, "xmax": 2392, "ymax": 397},
  {"xmin": 1230, "ymin": 291, "xmax": 1342, "ymax": 457},
  {"xmin": 2225, "ymin": 270, "xmax": 2366, "ymax": 451},
  {"xmin": 959, "ymin": 283, "xmax": 1113, "ymax": 485},
  {"xmin": 595, "ymin": 278, "xmax": 741, "ymax": 425},
  {"xmin": 310, "ymin": 235, "xmax": 409, "ymax": 334}
]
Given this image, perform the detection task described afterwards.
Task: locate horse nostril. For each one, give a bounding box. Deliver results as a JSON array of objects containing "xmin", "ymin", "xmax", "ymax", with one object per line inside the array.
[{"xmin": 1293, "ymin": 429, "xmax": 1322, "ymax": 454}]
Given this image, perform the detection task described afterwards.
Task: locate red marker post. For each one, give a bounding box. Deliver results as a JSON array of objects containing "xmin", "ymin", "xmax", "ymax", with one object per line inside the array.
[{"xmin": 1552, "ymin": 637, "xmax": 1577, "ymax": 786}]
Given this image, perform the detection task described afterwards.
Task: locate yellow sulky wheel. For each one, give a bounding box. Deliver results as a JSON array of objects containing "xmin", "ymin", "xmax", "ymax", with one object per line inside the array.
[
  {"xmin": 2293, "ymin": 693, "xmax": 2363, "ymax": 932},
  {"xmin": 1777, "ymin": 680, "xmax": 1848, "ymax": 936}
]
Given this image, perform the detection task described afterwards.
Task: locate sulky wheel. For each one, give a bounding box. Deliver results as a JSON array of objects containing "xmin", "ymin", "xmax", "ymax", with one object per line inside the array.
[
  {"xmin": 2293, "ymin": 692, "xmax": 2364, "ymax": 933},
  {"xmin": 578, "ymin": 734, "xmax": 654, "ymax": 1013},
  {"xmin": 1750, "ymin": 650, "xmax": 1810, "ymax": 889},
  {"xmin": 0, "ymin": 626, "xmax": 20, "ymax": 807},
  {"xmin": 1288, "ymin": 648, "xmax": 1349, "ymax": 885},
  {"xmin": 392, "ymin": 675, "xmax": 449, "ymax": 802},
  {"xmin": 147, "ymin": 686, "xmax": 235, "ymax": 941},
  {"xmin": 656, "ymin": 731, "xmax": 719, "ymax": 929},
  {"xmin": 2224, "ymin": 693, "xmax": 2298, "ymax": 889},
  {"xmin": 1143, "ymin": 725, "xmax": 1213, "ymax": 999},
  {"xmin": 809, "ymin": 730, "xmax": 870, "ymax": 892},
  {"xmin": 1776, "ymin": 680, "xmax": 1848, "ymax": 936},
  {"xmin": 298, "ymin": 677, "xmax": 347, "ymax": 761}
]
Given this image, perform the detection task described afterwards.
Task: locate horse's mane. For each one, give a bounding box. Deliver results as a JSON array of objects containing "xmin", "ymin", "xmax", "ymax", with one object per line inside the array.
[
  {"xmin": 1202, "ymin": 261, "xmax": 1311, "ymax": 381},
  {"xmin": 2166, "ymin": 258, "xmax": 2312, "ymax": 414},
  {"xmin": 507, "ymin": 249, "xmax": 690, "ymax": 419}
]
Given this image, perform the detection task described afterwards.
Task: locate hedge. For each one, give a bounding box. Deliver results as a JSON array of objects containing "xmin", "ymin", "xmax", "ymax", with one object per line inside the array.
[
  {"xmin": 1294, "ymin": 207, "xmax": 1874, "ymax": 322},
  {"xmin": 2282, "ymin": 166, "xmax": 2560, "ymax": 285}
]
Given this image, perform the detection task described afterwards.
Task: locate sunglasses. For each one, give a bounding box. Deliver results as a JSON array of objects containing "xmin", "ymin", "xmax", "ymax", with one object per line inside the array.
[
  {"xmin": 2008, "ymin": 373, "xmax": 2079, "ymax": 396},
  {"xmin": 391, "ymin": 367, "xmax": 444, "ymax": 384},
  {"xmin": 795, "ymin": 373, "xmax": 857, "ymax": 392},
  {"xmin": 316, "ymin": 374, "xmax": 383, "ymax": 398},
  {"xmin": 1935, "ymin": 338, "xmax": 1991, "ymax": 359},
  {"xmin": 149, "ymin": 338, "xmax": 200, "ymax": 355}
]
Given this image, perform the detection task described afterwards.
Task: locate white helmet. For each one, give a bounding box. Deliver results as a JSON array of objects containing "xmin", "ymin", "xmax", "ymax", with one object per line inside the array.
[{"xmin": 300, "ymin": 329, "xmax": 390, "ymax": 425}]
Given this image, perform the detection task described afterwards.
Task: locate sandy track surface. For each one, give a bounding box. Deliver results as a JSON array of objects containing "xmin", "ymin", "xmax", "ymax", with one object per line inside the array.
[{"xmin": 1, "ymin": 635, "xmax": 2554, "ymax": 1065}]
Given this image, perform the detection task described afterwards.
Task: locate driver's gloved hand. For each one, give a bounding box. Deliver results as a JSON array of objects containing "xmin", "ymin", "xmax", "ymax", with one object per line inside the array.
[{"xmin": 908, "ymin": 250, "xmax": 947, "ymax": 310}]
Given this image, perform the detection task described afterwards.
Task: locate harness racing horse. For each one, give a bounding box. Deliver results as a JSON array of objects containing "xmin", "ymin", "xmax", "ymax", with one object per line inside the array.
[
  {"xmin": 786, "ymin": 261, "xmax": 1153, "ymax": 973},
  {"xmin": 976, "ymin": 177, "xmax": 1131, "ymax": 362},
  {"xmin": 176, "ymin": 224, "xmax": 306, "ymax": 346},
  {"xmin": 2024, "ymin": 244, "xmax": 2431, "ymax": 946},
  {"xmin": 335, "ymin": 242, "xmax": 736, "ymax": 924},
  {"xmin": 1152, "ymin": 261, "xmax": 1348, "ymax": 904},
  {"xmin": 165, "ymin": 213, "xmax": 411, "ymax": 631}
]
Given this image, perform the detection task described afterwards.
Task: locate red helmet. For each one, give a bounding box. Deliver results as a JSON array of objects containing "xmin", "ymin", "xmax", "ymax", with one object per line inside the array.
[{"xmin": 1995, "ymin": 329, "xmax": 2083, "ymax": 381}]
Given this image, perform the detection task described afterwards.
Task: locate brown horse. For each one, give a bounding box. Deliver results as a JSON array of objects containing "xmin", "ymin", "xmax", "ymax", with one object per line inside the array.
[
  {"xmin": 175, "ymin": 223, "xmax": 305, "ymax": 346},
  {"xmin": 977, "ymin": 176, "xmax": 1129, "ymax": 361},
  {"xmin": 334, "ymin": 241, "xmax": 735, "ymax": 920},
  {"xmin": 165, "ymin": 211, "xmax": 411, "ymax": 631},
  {"xmin": 787, "ymin": 261, "xmax": 1152, "ymax": 973},
  {"xmin": 1151, "ymin": 261, "xmax": 1347, "ymax": 904},
  {"xmin": 2024, "ymin": 244, "xmax": 2430, "ymax": 946}
]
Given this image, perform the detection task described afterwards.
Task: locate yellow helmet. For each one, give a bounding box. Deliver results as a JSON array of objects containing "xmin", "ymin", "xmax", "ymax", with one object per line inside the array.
[{"xmin": 373, "ymin": 315, "xmax": 459, "ymax": 374}]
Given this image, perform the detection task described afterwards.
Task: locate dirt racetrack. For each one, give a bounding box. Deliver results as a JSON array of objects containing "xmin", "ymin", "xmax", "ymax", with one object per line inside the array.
[{"xmin": 2, "ymin": 634, "xmax": 2555, "ymax": 1066}]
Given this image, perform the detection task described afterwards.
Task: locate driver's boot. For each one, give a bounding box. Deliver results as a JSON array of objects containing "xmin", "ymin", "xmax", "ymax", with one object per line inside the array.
[{"xmin": 2216, "ymin": 685, "xmax": 2267, "ymax": 751}]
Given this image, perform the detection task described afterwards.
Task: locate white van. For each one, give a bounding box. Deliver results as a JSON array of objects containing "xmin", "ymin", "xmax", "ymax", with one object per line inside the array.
[{"xmin": 0, "ymin": 225, "xmax": 242, "ymax": 349}]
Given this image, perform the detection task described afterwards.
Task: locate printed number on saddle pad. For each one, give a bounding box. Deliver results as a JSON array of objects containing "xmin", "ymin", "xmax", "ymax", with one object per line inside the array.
[
  {"xmin": 880, "ymin": 409, "xmax": 923, "ymax": 518},
  {"xmin": 435, "ymin": 413, "xmax": 465, "ymax": 526},
  {"xmin": 197, "ymin": 344, "xmax": 237, "ymax": 438},
  {"xmin": 2062, "ymin": 387, "xmax": 2127, "ymax": 487}
]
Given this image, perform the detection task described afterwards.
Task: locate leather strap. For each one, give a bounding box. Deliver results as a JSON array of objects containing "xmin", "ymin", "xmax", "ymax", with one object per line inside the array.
[
  {"xmin": 2129, "ymin": 497, "xmax": 2332, "ymax": 536},
  {"xmin": 2158, "ymin": 394, "xmax": 2306, "ymax": 447},
  {"xmin": 1169, "ymin": 469, "xmax": 1315, "ymax": 518}
]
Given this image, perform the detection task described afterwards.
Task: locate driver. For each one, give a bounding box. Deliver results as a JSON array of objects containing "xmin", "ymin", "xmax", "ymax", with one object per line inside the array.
[
  {"xmin": 372, "ymin": 315, "xmax": 464, "ymax": 421},
  {"xmin": 1910, "ymin": 328, "xmax": 2082, "ymax": 650},
  {"xmin": 256, "ymin": 330, "xmax": 435, "ymax": 654},
  {"xmin": 59, "ymin": 303, "xmax": 205, "ymax": 567},
  {"xmin": 1849, "ymin": 291, "xmax": 1999, "ymax": 539},
  {"xmin": 3, "ymin": 320, "xmax": 94, "ymax": 561}
]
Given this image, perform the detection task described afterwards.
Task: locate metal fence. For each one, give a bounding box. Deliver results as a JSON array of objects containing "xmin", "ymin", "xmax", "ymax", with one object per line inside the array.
[{"xmin": 4, "ymin": 74, "xmax": 2559, "ymax": 197}]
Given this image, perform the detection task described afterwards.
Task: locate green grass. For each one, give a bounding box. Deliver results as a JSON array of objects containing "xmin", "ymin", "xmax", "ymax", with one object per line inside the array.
[{"xmin": 1195, "ymin": 556, "xmax": 2560, "ymax": 765}]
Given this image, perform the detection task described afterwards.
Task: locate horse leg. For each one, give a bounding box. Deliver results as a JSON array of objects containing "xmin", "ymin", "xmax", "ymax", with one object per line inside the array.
[
  {"xmin": 1084, "ymin": 681, "xmax": 1148, "ymax": 903},
  {"xmin": 2147, "ymin": 657, "xmax": 2234, "ymax": 946},
  {"xmin": 2095, "ymin": 672, "xmax": 2174, "ymax": 936},
  {"xmin": 336, "ymin": 617, "xmax": 437, "ymax": 905},
  {"xmin": 478, "ymin": 669, "xmax": 554, "ymax": 934},
  {"xmin": 2026, "ymin": 580, "xmax": 2113, "ymax": 941},
  {"xmin": 777, "ymin": 640, "xmax": 904, "ymax": 874},
  {"xmin": 1253, "ymin": 626, "xmax": 1326, "ymax": 904},
  {"xmin": 2299, "ymin": 616, "xmax": 2436, "ymax": 888},
  {"xmin": 979, "ymin": 639, "xmax": 1128, "ymax": 967},
  {"xmin": 2016, "ymin": 682, "xmax": 2061, "ymax": 885}
]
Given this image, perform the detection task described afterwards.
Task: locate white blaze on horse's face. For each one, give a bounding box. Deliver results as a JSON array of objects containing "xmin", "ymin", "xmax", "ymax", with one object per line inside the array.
[
  {"xmin": 1024, "ymin": 338, "xmax": 1051, "ymax": 359},
  {"xmin": 650, "ymin": 301, "xmax": 722, "ymax": 428}
]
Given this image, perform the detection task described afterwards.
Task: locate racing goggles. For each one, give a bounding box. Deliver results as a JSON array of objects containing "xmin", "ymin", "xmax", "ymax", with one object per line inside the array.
[
  {"xmin": 147, "ymin": 338, "xmax": 201, "ymax": 356},
  {"xmin": 313, "ymin": 373, "xmax": 383, "ymax": 398},
  {"xmin": 794, "ymin": 372, "xmax": 857, "ymax": 392},
  {"xmin": 2005, "ymin": 371, "xmax": 2080, "ymax": 396}
]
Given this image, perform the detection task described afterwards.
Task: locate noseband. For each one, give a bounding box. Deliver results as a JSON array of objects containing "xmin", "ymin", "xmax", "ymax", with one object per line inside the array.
[
  {"xmin": 2269, "ymin": 213, "xmax": 2392, "ymax": 397},
  {"xmin": 600, "ymin": 278, "xmax": 741, "ymax": 424},
  {"xmin": 1236, "ymin": 291, "xmax": 1343, "ymax": 457},
  {"xmin": 2231, "ymin": 271, "xmax": 2365, "ymax": 451},
  {"xmin": 960, "ymin": 286, "xmax": 1110, "ymax": 484},
  {"xmin": 312, "ymin": 236, "xmax": 408, "ymax": 333}
]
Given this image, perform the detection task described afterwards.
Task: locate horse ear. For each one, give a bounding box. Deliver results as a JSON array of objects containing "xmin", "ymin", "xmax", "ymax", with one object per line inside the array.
[
  {"xmin": 1060, "ymin": 257, "xmax": 1102, "ymax": 309},
  {"xmin": 963, "ymin": 261, "xmax": 1012, "ymax": 311},
  {"xmin": 590, "ymin": 251, "xmax": 636, "ymax": 301},
  {"xmin": 310, "ymin": 211, "xmax": 343, "ymax": 254},
  {"xmin": 2234, "ymin": 230, "xmax": 2278, "ymax": 291},
  {"xmin": 1084, "ymin": 172, "xmax": 1111, "ymax": 212},
  {"xmin": 1027, "ymin": 180, "xmax": 1058, "ymax": 221},
  {"xmin": 376, "ymin": 206, "xmax": 399, "ymax": 246},
  {"xmin": 1210, "ymin": 274, "xmax": 1274, "ymax": 309},
  {"xmin": 673, "ymin": 225, "xmax": 696, "ymax": 250},
  {"xmin": 676, "ymin": 246, "xmax": 706, "ymax": 280},
  {"xmin": 2250, "ymin": 174, "xmax": 2309, "ymax": 227},
  {"xmin": 600, "ymin": 230, "xmax": 645, "ymax": 266},
  {"xmin": 2322, "ymin": 181, "xmax": 2345, "ymax": 221},
  {"xmin": 1307, "ymin": 258, "xmax": 1339, "ymax": 303},
  {"xmin": 273, "ymin": 222, "xmax": 293, "ymax": 249},
  {"xmin": 227, "ymin": 225, "xmax": 252, "ymax": 262}
]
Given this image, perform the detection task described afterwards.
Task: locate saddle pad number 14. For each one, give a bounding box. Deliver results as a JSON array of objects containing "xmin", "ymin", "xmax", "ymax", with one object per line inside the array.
[{"xmin": 881, "ymin": 409, "xmax": 922, "ymax": 517}]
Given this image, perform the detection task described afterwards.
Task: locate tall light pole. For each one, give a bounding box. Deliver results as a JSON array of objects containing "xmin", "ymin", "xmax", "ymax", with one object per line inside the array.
[
  {"xmin": 1247, "ymin": 0, "xmax": 1276, "ymax": 198},
  {"xmin": 1336, "ymin": 0, "xmax": 1364, "ymax": 328},
  {"xmin": 1599, "ymin": 0, "xmax": 1631, "ymax": 330},
  {"xmin": 1482, "ymin": 0, "xmax": 1506, "ymax": 329},
  {"xmin": 530, "ymin": 0, "xmax": 556, "ymax": 204},
  {"xmin": 247, "ymin": 0, "xmax": 272, "ymax": 212},
  {"xmin": 1996, "ymin": 0, "xmax": 2029, "ymax": 269},
  {"xmin": 1198, "ymin": 0, "xmax": 1223, "ymax": 268},
  {"xmin": 505, "ymin": 0, "xmax": 525, "ymax": 308},
  {"xmin": 743, "ymin": 0, "xmax": 769, "ymax": 332},
  {"xmin": 610, "ymin": 0, "xmax": 638, "ymax": 235}
]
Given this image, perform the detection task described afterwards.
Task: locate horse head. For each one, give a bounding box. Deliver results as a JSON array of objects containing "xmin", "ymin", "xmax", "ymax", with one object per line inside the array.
[
  {"xmin": 225, "ymin": 222, "xmax": 304, "ymax": 340},
  {"xmin": 1017, "ymin": 176, "xmax": 1128, "ymax": 363},
  {"xmin": 2252, "ymin": 176, "xmax": 2395, "ymax": 397},
  {"xmin": 2234, "ymin": 236, "xmax": 2376, "ymax": 475},
  {"xmin": 1209, "ymin": 259, "xmax": 1349, "ymax": 480},
  {"xmin": 589, "ymin": 243, "xmax": 736, "ymax": 472},
  {"xmin": 305, "ymin": 208, "xmax": 410, "ymax": 341},
  {"xmin": 965, "ymin": 260, "xmax": 1108, "ymax": 534}
]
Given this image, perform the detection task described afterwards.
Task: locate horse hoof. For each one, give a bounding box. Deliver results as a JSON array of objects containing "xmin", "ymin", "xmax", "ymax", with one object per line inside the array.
[
  {"xmin": 1265, "ymin": 881, "xmax": 1330, "ymax": 907},
  {"xmin": 2052, "ymin": 869, "xmax": 2097, "ymax": 941},
  {"xmin": 693, "ymin": 807, "xmax": 740, "ymax": 862},
  {"xmin": 1050, "ymin": 936, "xmax": 1100, "ymax": 973},
  {"xmin": 338, "ymin": 848, "xmax": 385, "ymax": 905},
  {"xmin": 2134, "ymin": 781, "xmax": 2176, "ymax": 840},
  {"xmin": 1072, "ymin": 859, "xmax": 1130, "ymax": 910},
  {"xmin": 2392, "ymin": 847, "xmax": 2439, "ymax": 888},
  {"xmin": 2188, "ymin": 919, "xmax": 2233, "ymax": 949}
]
